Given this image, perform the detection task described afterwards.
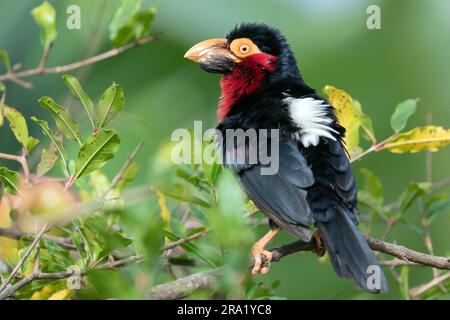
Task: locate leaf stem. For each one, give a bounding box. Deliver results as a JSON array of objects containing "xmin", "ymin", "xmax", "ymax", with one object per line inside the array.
[
  {"xmin": 350, "ymin": 134, "xmax": 397, "ymax": 163},
  {"xmin": 0, "ymin": 151, "xmax": 30, "ymax": 181}
]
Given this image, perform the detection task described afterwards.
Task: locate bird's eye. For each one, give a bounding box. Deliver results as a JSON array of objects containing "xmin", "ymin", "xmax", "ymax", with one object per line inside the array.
[
  {"xmin": 239, "ymin": 45, "xmax": 249, "ymax": 54},
  {"xmin": 230, "ymin": 38, "xmax": 261, "ymax": 59}
]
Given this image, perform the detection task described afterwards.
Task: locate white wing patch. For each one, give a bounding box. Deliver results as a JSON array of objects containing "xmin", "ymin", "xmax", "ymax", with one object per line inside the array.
[{"xmin": 285, "ymin": 96, "xmax": 337, "ymax": 147}]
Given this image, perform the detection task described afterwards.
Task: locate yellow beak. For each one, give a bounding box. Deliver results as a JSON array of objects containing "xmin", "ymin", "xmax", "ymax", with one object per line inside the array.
[{"xmin": 184, "ymin": 38, "xmax": 240, "ymax": 63}]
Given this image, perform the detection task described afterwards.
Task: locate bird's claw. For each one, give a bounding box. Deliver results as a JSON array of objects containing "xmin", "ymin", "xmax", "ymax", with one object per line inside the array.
[
  {"xmin": 313, "ymin": 230, "xmax": 326, "ymax": 257},
  {"xmin": 251, "ymin": 249, "xmax": 273, "ymax": 275}
]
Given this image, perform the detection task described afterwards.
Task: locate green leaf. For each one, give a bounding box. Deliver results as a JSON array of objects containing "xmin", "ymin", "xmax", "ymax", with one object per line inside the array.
[
  {"xmin": 62, "ymin": 74, "xmax": 95, "ymax": 128},
  {"xmin": 112, "ymin": 24, "xmax": 134, "ymax": 48},
  {"xmin": 163, "ymin": 191, "xmax": 211, "ymax": 208},
  {"xmin": 130, "ymin": 7, "xmax": 156, "ymax": 39},
  {"xmin": 0, "ymin": 49, "xmax": 11, "ymax": 71},
  {"xmin": 398, "ymin": 182, "xmax": 432, "ymax": 213},
  {"xmin": 109, "ymin": 0, "xmax": 141, "ymax": 42},
  {"xmin": 95, "ymin": 84, "xmax": 124, "ymax": 129},
  {"xmin": 360, "ymin": 168, "xmax": 383, "ymax": 204},
  {"xmin": 0, "ymin": 103, "xmax": 4, "ymax": 127},
  {"xmin": 31, "ymin": 1, "xmax": 57, "ymax": 48},
  {"xmin": 390, "ymin": 99, "xmax": 418, "ymax": 133},
  {"xmin": 114, "ymin": 163, "xmax": 138, "ymax": 193},
  {"xmin": 357, "ymin": 191, "xmax": 386, "ymax": 220},
  {"xmin": 399, "ymin": 266, "xmax": 410, "ymax": 300},
  {"xmin": 110, "ymin": 4, "xmax": 156, "ymax": 47},
  {"xmin": 36, "ymin": 139, "xmax": 59, "ymax": 177},
  {"xmin": 425, "ymin": 195, "xmax": 450, "ymax": 224},
  {"xmin": 31, "ymin": 116, "xmax": 68, "ymax": 175},
  {"xmin": 74, "ymin": 129, "xmax": 120, "ymax": 180},
  {"xmin": 38, "ymin": 96, "xmax": 82, "ymax": 145},
  {"xmin": 0, "ymin": 167, "xmax": 20, "ymax": 194},
  {"xmin": 3, "ymin": 106, "xmax": 39, "ymax": 152}
]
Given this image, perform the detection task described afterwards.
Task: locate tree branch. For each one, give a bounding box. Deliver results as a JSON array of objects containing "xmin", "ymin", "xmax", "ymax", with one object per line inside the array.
[
  {"xmin": 0, "ymin": 227, "xmax": 75, "ymax": 250},
  {"xmin": 1, "ymin": 230, "xmax": 449, "ymax": 300},
  {"xmin": 0, "ymin": 223, "xmax": 49, "ymax": 294},
  {"xmin": 149, "ymin": 269, "xmax": 221, "ymax": 300},
  {"xmin": 409, "ymin": 271, "xmax": 450, "ymax": 298},
  {"xmin": 365, "ymin": 237, "xmax": 450, "ymax": 269},
  {"xmin": 0, "ymin": 35, "xmax": 159, "ymax": 85},
  {"xmin": 147, "ymin": 236, "xmax": 450, "ymax": 300},
  {"xmin": 101, "ymin": 141, "xmax": 145, "ymax": 200}
]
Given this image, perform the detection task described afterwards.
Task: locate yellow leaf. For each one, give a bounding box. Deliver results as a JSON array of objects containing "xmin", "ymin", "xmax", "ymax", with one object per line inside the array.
[
  {"xmin": 154, "ymin": 189, "xmax": 171, "ymax": 227},
  {"xmin": 31, "ymin": 284, "xmax": 56, "ymax": 300},
  {"xmin": 48, "ymin": 288, "xmax": 71, "ymax": 300},
  {"xmin": 324, "ymin": 85, "xmax": 361, "ymax": 152},
  {"xmin": 384, "ymin": 126, "xmax": 450, "ymax": 153}
]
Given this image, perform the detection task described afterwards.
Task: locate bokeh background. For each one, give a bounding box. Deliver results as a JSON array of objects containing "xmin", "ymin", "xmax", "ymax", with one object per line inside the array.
[{"xmin": 1, "ymin": 0, "xmax": 449, "ymax": 299}]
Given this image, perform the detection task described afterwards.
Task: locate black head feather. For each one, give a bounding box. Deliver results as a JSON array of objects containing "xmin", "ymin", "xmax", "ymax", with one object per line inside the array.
[{"xmin": 226, "ymin": 23, "xmax": 303, "ymax": 84}]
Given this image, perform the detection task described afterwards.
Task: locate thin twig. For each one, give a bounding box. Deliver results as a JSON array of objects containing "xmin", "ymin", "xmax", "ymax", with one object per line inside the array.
[
  {"xmin": 101, "ymin": 141, "xmax": 145, "ymax": 200},
  {"xmin": 380, "ymin": 259, "xmax": 420, "ymax": 268},
  {"xmin": 38, "ymin": 45, "xmax": 52, "ymax": 73},
  {"xmin": 0, "ymin": 223, "xmax": 49, "ymax": 294},
  {"xmin": 0, "ymin": 254, "xmax": 144, "ymax": 300},
  {"xmin": 0, "ymin": 227, "xmax": 75, "ymax": 250},
  {"xmin": 0, "ymin": 152, "xmax": 30, "ymax": 182},
  {"xmin": 350, "ymin": 135, "xmax": 397, "ymax": 163},
  {"xmin": 410, "ymin": 271, "xmax": 450, "ymax": 299},
  {"xmin": 161, "ymin": 229, "xmax": 209, "ymax": 252},
  {"xmin": 0, "ymin": 35, "xmax": 159, "ymax": 84}
]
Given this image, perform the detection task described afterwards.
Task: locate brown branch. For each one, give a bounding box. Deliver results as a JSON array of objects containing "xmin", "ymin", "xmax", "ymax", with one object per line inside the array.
[
  {"xmin": 149, "ymin": 269, "xmax": 221, "ymax": 300},
  {"xmin": 0, "ymin": 227, "xmax": 208, "ymax": 299},
  {"xmin": 0, "ymin": 152, "xmax": 30, "ymax": 182},
  {"xmin": 365, "ymin": 237, "xmax": 450, "ymax": 269},
  {"xmin": 0, "ymin": 223, "xmax": 49, "ymax": 294},
  {"xmin": 410, "ymin": 271, "xmax": 450, "ymax": 299},
  {"xmin": 1, "ymin": 231, "xmax": 449, "ymax": 300},
  {"xmin": 0, "ymin": 227, "xmax": 75, "ymax": 250},
  {"xmin": 38, "ymin": 45, "xmax": 52, "ymax": 73},
  {"xmin": 150, "ymin": 236, "xmax": 450, "ymax": 300},
  {"xmin": 0, "ymin": 34, "xmax": 159, "ymax": 85},
  {"xmin": 0, "ymin": 254, "xmax": 144, "ymax": 300},
  {"xmin": 380, "ymin": 258, "xmax": 419, "ymax": 268}
]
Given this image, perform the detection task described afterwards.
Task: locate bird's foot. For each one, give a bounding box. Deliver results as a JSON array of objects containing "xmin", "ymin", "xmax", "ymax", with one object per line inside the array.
[
  {"xmin": 313, "ymin": 230, "xmax": 326, "ymax": 257},
  {"xmin": 251, "ymin": 246, "xmax": 273, "ymax": 275}
]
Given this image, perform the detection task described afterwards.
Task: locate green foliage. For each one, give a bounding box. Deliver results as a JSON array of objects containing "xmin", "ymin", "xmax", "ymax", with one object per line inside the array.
[
  {"xmin": 0, "ymin": 49, "xmax": 11, "ymax": 71},
  {"xmin": 31, "ymin": 1, "xmax": 57, "ymax": 48},
  {"xmin": 390, "ymin": 99, "xmax": 418, "ymax": 133},
  {"xmin": 0, "ymin": 167, "xmax": 20, "ymax": 194},
  {"xmin": 38, "ymin": 96, "xmax": 82, "ymax": 145},
  {"xmin": 63, "ymin": 74, "xmax": 95, "ymax": 128},
  {"xmin": 95, "ymin": 83, "xmax": 124, "ymax": 129},
  {"xmin": 2, "ymin": 105, "xmax": 39, "ymax": 152},
  {"xmin": 74, "ymin": 129, "xmax": 121, "ymax": 180},
  {"xmin": 109, "ymin": 0, "xmax": 156, "ymax": 47},
  {"xmin": 399, "ymin": 266, "xmax": 410, "ymax": 300},
  {"xmin": 31, "ymin": 117, "xmax": 68, "ymax": 176},
  {"xmin": 1, "ymin": 3, "xmax": 450, "ymax": 301}
]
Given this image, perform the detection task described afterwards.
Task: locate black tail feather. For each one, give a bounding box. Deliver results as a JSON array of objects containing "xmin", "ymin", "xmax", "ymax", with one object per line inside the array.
[{"xmin": 316, "ymin": 204, "xmax": 388, "ymax": 293}]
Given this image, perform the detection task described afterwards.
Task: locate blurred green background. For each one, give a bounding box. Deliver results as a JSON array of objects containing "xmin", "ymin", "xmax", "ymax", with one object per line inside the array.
[{"xmin": 1, "ymin": 0, "xmax": 449, "ymax": 299}]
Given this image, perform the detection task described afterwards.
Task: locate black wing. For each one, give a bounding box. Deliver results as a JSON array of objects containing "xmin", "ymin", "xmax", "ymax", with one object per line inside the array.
[{"xmin": 224, "ymin": 134, "xmax": 315, "ymax": 241}]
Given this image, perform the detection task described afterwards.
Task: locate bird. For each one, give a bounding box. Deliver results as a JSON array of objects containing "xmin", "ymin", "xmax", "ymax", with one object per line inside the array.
[{"xmin": 184, "ymin": 23, "xmax": 388, "ymax": 293}]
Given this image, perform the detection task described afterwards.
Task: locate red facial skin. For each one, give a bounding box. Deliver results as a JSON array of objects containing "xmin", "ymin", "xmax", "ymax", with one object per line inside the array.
[{"xmin": 218, "ymin": 53, "xmax": 277, "ymax": 122}]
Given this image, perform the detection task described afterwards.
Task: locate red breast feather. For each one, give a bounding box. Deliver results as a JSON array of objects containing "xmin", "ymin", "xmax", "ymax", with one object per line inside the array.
[{"xmin": 218, "ymin": 53, "xmax": 277, "ymax": 121}]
